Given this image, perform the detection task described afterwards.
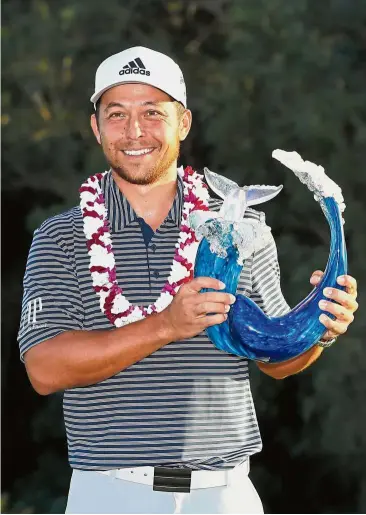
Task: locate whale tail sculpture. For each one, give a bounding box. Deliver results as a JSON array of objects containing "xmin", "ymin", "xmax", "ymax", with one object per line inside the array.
[
  {"xmin": 192, "ymin": 150, "xmax": 347, "ymax": 363},
  {"xmin": 204, "ymin": 167, "xmax": 283, "ymax": 221}
]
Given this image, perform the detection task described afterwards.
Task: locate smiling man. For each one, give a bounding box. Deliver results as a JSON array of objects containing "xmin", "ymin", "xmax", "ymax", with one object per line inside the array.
[
  {"xmin": 18, "ymin": 47, "xmax": 358, "ymax": 514},
  {"xmin": 92, "ymin": 88, "xmax": 185, "ymax": 185}
]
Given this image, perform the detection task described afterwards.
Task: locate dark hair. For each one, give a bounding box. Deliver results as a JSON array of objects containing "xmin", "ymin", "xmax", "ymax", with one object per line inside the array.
[{"xmin": 95, "ymin": 99, "xmax": 101, "ymax": 128}]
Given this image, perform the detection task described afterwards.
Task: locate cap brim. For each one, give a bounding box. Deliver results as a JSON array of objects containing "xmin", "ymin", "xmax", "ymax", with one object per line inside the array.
[
  {"xmin": 90, "ymin": 80, "xmax": 186, "ymax": 107},
  {"xmin": 90, "ymin": 80, "xmax": 130, "ymax": 104}
]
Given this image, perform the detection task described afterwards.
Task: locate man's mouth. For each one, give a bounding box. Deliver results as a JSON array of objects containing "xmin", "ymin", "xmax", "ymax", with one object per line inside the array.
[{"xmin": 122, "ymin": 148, "xmax": 155, "ymax": 157}]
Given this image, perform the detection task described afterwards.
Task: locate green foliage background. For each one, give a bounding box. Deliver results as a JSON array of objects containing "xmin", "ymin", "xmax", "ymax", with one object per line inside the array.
[{"xmin": 2, "ymin": 0, "xmax": 365, "ymax": 512}]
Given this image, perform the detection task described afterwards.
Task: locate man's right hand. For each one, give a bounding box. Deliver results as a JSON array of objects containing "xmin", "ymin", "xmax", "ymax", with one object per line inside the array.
[{"xmin": 161, "ymin": 277, "xmax": 236, "ymax": 341}]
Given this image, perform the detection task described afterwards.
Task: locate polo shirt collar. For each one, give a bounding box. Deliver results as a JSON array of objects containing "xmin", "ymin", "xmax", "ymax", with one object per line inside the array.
[{"xmin": 101, "ymin": 169, "xmax": 184, "ymax": 232}]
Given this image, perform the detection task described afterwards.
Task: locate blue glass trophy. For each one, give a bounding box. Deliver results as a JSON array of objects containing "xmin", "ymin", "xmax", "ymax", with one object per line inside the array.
[{"xmin": 191, "ymin": 150, "xmax": 347, "ymax": 363}]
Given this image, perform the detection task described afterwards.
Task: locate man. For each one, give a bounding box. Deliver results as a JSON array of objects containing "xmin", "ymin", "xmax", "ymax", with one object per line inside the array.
[{"xmin": 18, "ymin": 46, "xmax": 358, "ymax": 514}]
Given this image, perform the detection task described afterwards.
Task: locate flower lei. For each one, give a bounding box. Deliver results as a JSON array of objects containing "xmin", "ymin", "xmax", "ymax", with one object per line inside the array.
[{"xmin": 79, "ymin": 167, "xmax": 209, "ymax": 327}]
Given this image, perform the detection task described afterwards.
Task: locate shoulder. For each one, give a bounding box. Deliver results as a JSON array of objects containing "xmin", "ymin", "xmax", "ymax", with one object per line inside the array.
[
  {"xmin": 33, "ymin": 206, "xmax": 82, "ymax": 260},
  {"xmin": 38, "ymin": 206, "xmax": 82, "ymax": 238},
  {"xmin": 207, "ymin": 195, "xmax": 265, "ymax": 222}
]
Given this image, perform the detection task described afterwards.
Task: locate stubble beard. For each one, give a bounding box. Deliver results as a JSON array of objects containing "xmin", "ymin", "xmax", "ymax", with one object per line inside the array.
[{"xmin": 104, "ymin": 137, "xmax": 181, "ymax": 186}]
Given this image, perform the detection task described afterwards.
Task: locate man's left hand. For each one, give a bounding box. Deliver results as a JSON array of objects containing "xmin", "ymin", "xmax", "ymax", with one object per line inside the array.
[{"xmin": 310, "ymin": 271, "xmax": 358, "ymax": 340}]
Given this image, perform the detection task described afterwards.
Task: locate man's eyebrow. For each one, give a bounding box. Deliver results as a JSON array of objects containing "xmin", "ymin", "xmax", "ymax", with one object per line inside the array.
[
  {"xmin": 141, "ymin": 101, "xmax": 165, "ymax": 107},
  {"xmin": 104, "ymin": 100, "xmax": 167, "ymax": 112},
  {"xmin": 104, "ymin": 102, "xmax": 125, "ymax": 112}
]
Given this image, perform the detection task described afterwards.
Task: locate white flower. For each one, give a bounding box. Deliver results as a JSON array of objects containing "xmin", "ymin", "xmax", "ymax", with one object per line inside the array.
[
  {"xmin": 91, "ymin": 271, "xmax": 110, "ymax": 287},
  {"xmin": 99, "ymin": 290, "xmax": 109, "ymax": 311},
  {"xmin": 170, "ymin": 261, "xmax": 190, "ymax": 282},
  {"xmin": 89, "ymin": 244, "xmax": 112, "ymax": 258},
  {"xmin": 155, "ymin": 292, "xmax": 174, "ymax": 312},
  {"xmin": 89, "ymin": 251, "xmax": 115, "ymax": 270},
  {"xmin": 100, "ymin": 233, "xmax": 113, "ymax": 246},
  {"xmin": 179, "ymin": 232, "xmax": 191, "ymax": 244},
  {"xmin": 111, "ymin": 294, "xmax": 131, "ymax": 314},
  {"xmin": 80, "ymin": 191, "xmax": 97, "ymax": 208},
  {"xmin": 91, "ymin": 202, "xmax": 107, "ymax": 217},
  {"xmin": 182, "ymin": 202, "xmax": 195, "ymax": 215},
  {"xmin": 114, "ymin": 318, "xmax": 125, "ymax": 328},
  {"xmin": 128, "ymin": 307, "xmax": 145, "ymax": 322},
  {"xmin": 194, "ymin": 184, "xmax": 209, "ymax": 203},
  {"xmin": 83, "ymin": 218, "xmax": 104, "ymax": 239},
  {"xmin": 179, "ymin": 242, "xmax": 199, "ymax": 264}
]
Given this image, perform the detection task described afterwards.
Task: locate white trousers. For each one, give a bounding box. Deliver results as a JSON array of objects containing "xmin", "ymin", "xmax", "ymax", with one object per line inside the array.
[{"xmin": 65, "ymin": 463, "xmax": 264, "ymax": 514}]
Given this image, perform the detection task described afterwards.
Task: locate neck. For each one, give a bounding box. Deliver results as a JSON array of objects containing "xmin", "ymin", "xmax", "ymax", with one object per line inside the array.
[{"xmin": 112, "ymin": 164, "xmax": 179, "ymax": 231}]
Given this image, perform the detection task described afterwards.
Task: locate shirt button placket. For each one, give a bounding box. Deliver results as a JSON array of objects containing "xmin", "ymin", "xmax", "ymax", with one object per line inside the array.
[{"xmin": 150, "ymin": 245, "xmax": 159, "ymax": 280}]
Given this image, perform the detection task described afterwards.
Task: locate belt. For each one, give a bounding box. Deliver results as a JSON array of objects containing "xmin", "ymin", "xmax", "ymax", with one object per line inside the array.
[{"xmin": 97, "ymin": 460, "xmax": 249, "ymax": 493}]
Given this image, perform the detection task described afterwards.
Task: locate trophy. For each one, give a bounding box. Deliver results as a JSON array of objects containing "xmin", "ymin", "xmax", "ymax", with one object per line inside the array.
[{"xmin": 191, "ymin": 150, "xmax": 347, "ymax": 363}]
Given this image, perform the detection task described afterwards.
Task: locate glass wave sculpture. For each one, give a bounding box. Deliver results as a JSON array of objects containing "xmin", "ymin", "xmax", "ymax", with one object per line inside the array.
[{"xmin": 192, "ymin": 150, "xmax": 348, "ymax": 363}]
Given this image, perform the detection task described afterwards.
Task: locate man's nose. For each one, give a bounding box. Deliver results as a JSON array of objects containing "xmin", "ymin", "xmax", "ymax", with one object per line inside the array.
[{"xmin": 126, "ymin": 116, "xmax": 144, "ymax": 139}]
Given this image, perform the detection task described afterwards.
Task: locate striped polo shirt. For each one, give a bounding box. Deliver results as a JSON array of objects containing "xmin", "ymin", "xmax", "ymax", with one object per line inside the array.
[{"xmin": 18, "ymin": 170, "xmax": 289, "ymax": 471}]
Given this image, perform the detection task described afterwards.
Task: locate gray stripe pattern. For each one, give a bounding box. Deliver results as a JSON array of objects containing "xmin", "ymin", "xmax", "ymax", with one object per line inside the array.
[{"xmin": 18, "ymin": 170, "xmax": 289, "ymax": 471}]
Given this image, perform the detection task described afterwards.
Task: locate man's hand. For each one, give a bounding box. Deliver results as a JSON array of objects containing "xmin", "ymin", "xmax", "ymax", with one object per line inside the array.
[
  {"xmin": 310, "ymin": 271, "xmax": 359, "ymax": 340},
  {"xmin": 161, "ymin": 277, "xmax": 236, "ymax": 341}
]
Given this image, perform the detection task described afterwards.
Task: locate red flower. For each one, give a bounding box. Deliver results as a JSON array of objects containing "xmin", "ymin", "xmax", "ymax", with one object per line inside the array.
[
  {"xmin": 87, "ymin": 234, "xmax": 105, "ymax": 249},
  {"xmin": 94, "ymin": 285, "xmax": 109, "ymax": 292},
  {"xmin": 79, "ymin": 186, "xmax": 97, "ymax": 194},
  {"xmin": 180, "ymin": 224, "xmax": 191, "ymax": 233},
  {"xmin": 184, "ymin": 166, "xmax": 195, "ymax": 176},
  {"xmin": 90, "ymin": 265, "xmax": 109, "ymax": 273},
  {"xmin": 83, "ymin": 209, "xmax": 103, "ymax": 220}
]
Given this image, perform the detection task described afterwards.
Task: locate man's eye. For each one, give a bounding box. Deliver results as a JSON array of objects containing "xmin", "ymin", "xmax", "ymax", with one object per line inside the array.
[
  {"xmin": 146, "ymin": 110, "xmax": 162, "ymax": 117},
  {"xmin": 109, "ymin": 112, "xmax": 125, "ymax": 119}
]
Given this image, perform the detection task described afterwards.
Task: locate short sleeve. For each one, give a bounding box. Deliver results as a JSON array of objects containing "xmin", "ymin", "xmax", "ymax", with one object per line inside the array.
[
  {"xmin": 250, "ymin": 234, "xmax": 290, "ymax": 317},
  {"xmin": 18, "ymin": 228, "xmax": 84, "ymax": 362}
]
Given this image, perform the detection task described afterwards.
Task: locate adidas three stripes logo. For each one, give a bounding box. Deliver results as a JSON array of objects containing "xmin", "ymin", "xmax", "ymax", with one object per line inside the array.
[{"xmin": 119, "ymin": 57, "xmax": 151, "ymax": 76}]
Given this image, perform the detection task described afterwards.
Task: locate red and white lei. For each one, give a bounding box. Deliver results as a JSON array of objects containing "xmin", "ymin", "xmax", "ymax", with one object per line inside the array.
[{"xmin": 79, "ymin": 166, "xmax": 209, "ymax": 327}]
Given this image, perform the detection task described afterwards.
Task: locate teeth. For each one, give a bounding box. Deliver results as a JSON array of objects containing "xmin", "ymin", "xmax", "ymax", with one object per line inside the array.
[{"xmin": 124, "ymin": 148, "xmax": 153, "ymax": 156}]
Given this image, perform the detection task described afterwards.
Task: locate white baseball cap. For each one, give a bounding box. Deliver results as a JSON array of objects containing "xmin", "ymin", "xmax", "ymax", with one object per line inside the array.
[{"xmin": 90, "ymin": 46, "xmax": 187, "ymax": 107}]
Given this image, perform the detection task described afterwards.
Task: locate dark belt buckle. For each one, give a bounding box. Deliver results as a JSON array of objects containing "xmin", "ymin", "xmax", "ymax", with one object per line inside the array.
[{"xmin": 153, "ymin": 466, "xmax": 192, "ymax": 493}]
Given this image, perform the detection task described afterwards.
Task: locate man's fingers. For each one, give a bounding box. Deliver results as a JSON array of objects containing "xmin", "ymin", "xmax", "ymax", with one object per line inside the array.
[
  {"xmin": 310, "ymin": 270, "xmax": 324, "ymax": 285},
  {"xmin": 188, "ymin": 276, "xmax": 226, "ymax": 293},
  {"xmin": 318, "ymin": 299, "xmax": 354, "ymax": 323},
  {"xmin": 198, "ymin": 292, "xmax": 236, "ymax": 306},
  {"xmin": 196, "ymin": 302, "xmax": 232, "ymax": 317},
  {"xmin": 336, "ymin": 275, "xmax": 358, "ymax": 299},
  {"xmin": 311, "ymin": 271, "xmax": 358, "ymax": 302},
  {"xmin": 203, "ymin": 313, "xmax": 228, "ymax": 328},
  {"xmin": 319, "ymin": 313, "xmax": 348, "ymax": 336},
  {"xmin": 323, "ymin": 287, "xmax": 359, "ymax": 312}
]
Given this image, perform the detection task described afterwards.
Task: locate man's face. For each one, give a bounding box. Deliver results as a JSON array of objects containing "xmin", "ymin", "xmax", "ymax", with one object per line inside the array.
[{"xmin": 91, "ymin": 83, "xmax": 191, "ymax": 185}]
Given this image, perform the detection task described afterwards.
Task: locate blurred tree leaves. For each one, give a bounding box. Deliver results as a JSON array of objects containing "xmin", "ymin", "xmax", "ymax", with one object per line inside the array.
[{"xmin": 2, "ymin": 0, "xmax": 365, "ymax": 512}]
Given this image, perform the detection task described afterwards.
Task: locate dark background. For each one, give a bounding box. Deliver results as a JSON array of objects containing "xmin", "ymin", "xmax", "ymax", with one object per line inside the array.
[{"xmin": 2, "ymin": 0, "xmax": 366, "ymax": 513}]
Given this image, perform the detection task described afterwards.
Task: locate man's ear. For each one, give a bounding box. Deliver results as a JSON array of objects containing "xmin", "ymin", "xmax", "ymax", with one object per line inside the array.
[
  {"xmin": 179, "ymin": 110, "xmax": 192, "ymax": 141},
  {"xmin": 91, "ymin": 114, "xmax": 101, "ymax": 145}
]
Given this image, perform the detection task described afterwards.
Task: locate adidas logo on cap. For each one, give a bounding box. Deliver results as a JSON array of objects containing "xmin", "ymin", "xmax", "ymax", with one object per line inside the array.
[{"xmin": 119, "ymin": 57, "xmax": 150, "ymax": 77}]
